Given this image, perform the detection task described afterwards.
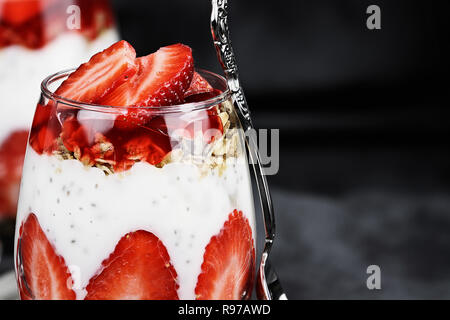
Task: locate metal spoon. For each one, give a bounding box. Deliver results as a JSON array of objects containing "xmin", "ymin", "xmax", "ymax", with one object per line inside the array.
[{"xmin": 210, "ymin": 0, "xmax": 287, "ymax": 300}]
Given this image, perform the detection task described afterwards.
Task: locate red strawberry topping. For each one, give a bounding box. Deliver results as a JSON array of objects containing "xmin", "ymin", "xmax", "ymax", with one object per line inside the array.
[
  {"xmin": 0, "ymin": 0, "xmax": 115, "ymax": 49},
  {"xmin": 0, "ymin": 130, "xmax": 28, "ymax": 218},
  {"xmin": 195, "ymin": 210, "xmax": 255, "ymax": 300},
  {"xmin": 28, "ymin": 41, "xmax": 225, "ymax": 172},
  {"xmin": 184, "ymin": 89, "xmax": 223, "ymax": 104},
  {"xmin": 100, "ymin": 43, "xmax": 194, "ymax": 129},
  {"xmin": 55, "ymin": 40, "xmax": 137, "ymax": 104},
  {"xmin": 184, "ymin": 72, "xmax": 214, "ymax": 98},
  {"xmin": 85, "ymin": 230, "xmax": 179, "ymax": 300},
  {"xmin": 17, "ymin": 213, "xmax": 76, "ymax": 300},
  {"xmin": 0, "ymin": 0, "xmax": 55, "ymax": 26}
]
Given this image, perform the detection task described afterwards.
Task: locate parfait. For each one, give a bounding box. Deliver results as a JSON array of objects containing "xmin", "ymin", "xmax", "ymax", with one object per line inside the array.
[
  {"xmin": 0, "ymin": 0, "xmax": 118, "ymax": 218},
  {"xmin": 15, "ymin": 41, "xmax": 256, "ymax": 300}
]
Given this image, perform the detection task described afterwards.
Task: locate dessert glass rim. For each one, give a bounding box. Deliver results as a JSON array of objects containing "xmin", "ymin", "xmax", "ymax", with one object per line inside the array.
[{"xmin": 40, "ymin": 68, "xmax": 231, "ymax": 114}]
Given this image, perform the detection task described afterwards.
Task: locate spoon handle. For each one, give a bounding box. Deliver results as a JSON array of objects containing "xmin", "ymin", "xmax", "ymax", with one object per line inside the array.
[
  {"xmin": 211, "ymin": 0, "xmax": 284, "ymax": 300},
  {"xmin": 210, "ymin": 0, "xmax": 252, "ymax": 129}
]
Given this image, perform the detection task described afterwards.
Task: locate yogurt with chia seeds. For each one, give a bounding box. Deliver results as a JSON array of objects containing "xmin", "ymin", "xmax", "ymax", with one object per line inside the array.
[{"xmin": 15, "ymin": 145, "xmax": 256, "ymax": 299}]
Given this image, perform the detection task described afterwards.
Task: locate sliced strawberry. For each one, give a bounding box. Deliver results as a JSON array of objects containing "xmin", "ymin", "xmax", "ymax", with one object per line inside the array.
[
  {"xmin": 0, "ymin": 130, "xmax": 28, "ymax": 218},
  {"xmin": 32, "ymin": 101, "xmax": 57, "ymax": 128},
  {"xmin": 0, "ymin": 0, "xmax": 56, "ymax": 26},
  {"xmin": 102, "ymin": 44, "xmax": 194, "ymax": 107},
  {"xmin": 112, "ymin": 106, "xmax": 153, "ymax": 131},
  {"xmin": 85, "ymin": 230, "xmax": 179, "ymax": 300},
  {"xmin": 55, "ymin": 40, "xmax": 137, "ymax": 104},
  {"xmin": 18, "ymin": 213, "xmax": 76, "ymax": 300},
  {"xmin": 79, "ymin": 0, "xmax": 115, "ymax": 40},
  {"xmin": 61, "ymin": 115, "xmax": 89, "ymax": 153},
  {"xmin": 29, "ymin": 124, "xmax": 58, "ymax": 154},
  {"xmin": 184, "ymin": 72, "xmax": 214, "ymax": 98},
  {"xmin": 0, "ymin": 24, "xmax": 13, "ymax": 48},
  {"xmin": 195, "ymin": 210, "xmax": 255, "ymax": 300},
  {"xmin": 124, "ymin": 134, "xmax": 169, "ymax": 166},
  {"xmin": 101, "ymin": 44, "xmax": 194, "ymax": 129},
  {"xmin": 184, "ymin": 89, "xmax": 223, "ymax": 104},
  {"xmin": 165, "ymin": 108, "xmax": 223, "ymax": 144}
]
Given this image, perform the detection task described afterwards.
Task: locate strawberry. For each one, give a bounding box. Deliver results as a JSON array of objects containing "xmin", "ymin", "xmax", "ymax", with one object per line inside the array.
[
  {"xmin": 0, "ymin": 0, "xmax": 56, "ymax": 26},
  {"xmin": 101, "ymin": 44, "xmax": 194, "ymax": 129},
  {"xmin": 0, "ymin": 130, "xmax": 28, "ymax": 218},
  {"xmin": 85, "ymin": 230, "xmax": 179, "ymax": 300},
  {"xmin": 29, "ymin": 124, "xmax": 58, "ymax": 154},
  {"xmin": 124, "ymin": 134, "xmax": 169, "ymax": 166},
  {"xmin": 167, "ymin": 108, "xmax": 223, "ymax": 143},
  {"xmin": 195, "ymin": 210, "xmax": 255, "ymax": 300},
  {"xmin": 0, "ymin": 25, "xmax": 12, "ymax": 48},
  {"xmin": 60, "ymin": 116, "xmax": 89, "ymax": 153},
  {"xmin": 184, "ymin": 72, "xmax": 214, "ymax": 98},
  {"xmin": 55, "ymin": 40, "xmax": 137, "ymax": 104},
  {"xmin": 29, "ymin": 101, "xmax": 61, "ymax": 155},
  {"xmin": 184, "ymin": 89, "xmax": 223, "ymax": 104},
  {"xmin": 32, "ymin": 101, "xmax": 56, "ymax": 128},
  {"xmin": 18, "ymin": 213, "xmax": 76, "ymax": 300},
  {"xmin": 112, "ymin": 106, "xmax": 154, "ymax": 131},
  {"xmin": 79, "ymin": 0, "xmax": 115, "ymax": 41}
]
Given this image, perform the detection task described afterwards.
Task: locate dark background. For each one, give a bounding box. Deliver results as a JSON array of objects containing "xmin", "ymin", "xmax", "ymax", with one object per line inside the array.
[
  {"xmin": 2, "ymin": 0, "xmax": 450, "ymax": 299},
  {"xmin": 116, "ymin": 0, "xmax": 450, "ymax": 299}
]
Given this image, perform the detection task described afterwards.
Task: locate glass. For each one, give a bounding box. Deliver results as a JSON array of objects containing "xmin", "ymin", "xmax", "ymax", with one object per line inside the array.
[
  {"xmin": 0, "ymin": 0, "xmax": 118, "ymax": 222},
  {"xmin": 14, "ymin": 69, "xmax": 256, "ymax": 300}
]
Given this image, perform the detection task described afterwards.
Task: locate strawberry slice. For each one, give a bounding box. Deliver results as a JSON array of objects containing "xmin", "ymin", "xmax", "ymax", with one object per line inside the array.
[
  {"xmin": 101, "ymin": 44, "xmax": 194, "ymax": 129},
  {"xmin": 0, "ymin": 130, "xmax": 28, "ymax": 218},
  {"xmin": 0, "ymin": 0, "xmax": 56, "ymax": 26},
  {"xmin": 195, "ymin": 210, "xmax": 255, "ymax": 300},
  {"xmin": 123, "ymin": 134, "xmax": 170, "ymax": 166},
  {"xmin": 102, "ymin": 44, "xmax": 194, "ymax": 107},
  {"xmin": 55, "ymin": 40, "xmax": 137, "ymax": 104},
  {"xmin": 85, "ymin": 230, "xmax": 179, "ymax": 300},
  {"xmin": 18, "ymin": 214, "xmax": 76, "ymax": 300},
  {"xmin": 184, "ymin": 72, "xmax": 214, "ymax": 98},
  {"xmin": 184, "ymin": 89, "xmax": 223, "ymax": 104}
]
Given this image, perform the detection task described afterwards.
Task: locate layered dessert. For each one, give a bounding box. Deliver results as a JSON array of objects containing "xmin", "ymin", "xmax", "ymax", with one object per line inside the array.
[
  {"xmin": 0, "ymin": 0, "xmax": 118, "ymax": 218},
  {"xmin": 15, "ymin": 41, "xmax": 256, "ymax": 300}
]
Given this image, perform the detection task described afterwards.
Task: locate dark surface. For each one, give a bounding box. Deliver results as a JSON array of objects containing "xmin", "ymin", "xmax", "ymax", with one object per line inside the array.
[
  {"xmin": 111, "ymin": 0, "xmax": 450, "ymax": 104},
  {"xmin": 270, "ymin": 187, "xmax": 450, "ymax": 299}
]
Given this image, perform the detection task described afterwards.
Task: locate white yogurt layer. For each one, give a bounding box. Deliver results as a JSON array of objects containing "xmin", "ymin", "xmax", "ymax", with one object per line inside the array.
[
  {"xmin": 0, "ymin": 29, "xmax": 119, "ymax": 144},
  {"xmin": 16, "ymin": 147, "xmax": 256, "ymax": 300}
]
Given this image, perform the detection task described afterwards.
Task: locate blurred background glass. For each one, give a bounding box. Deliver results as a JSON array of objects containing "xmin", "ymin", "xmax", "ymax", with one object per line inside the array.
[
  {"xmin": 1, "ymin": 0, "xmax": 450, "ymax": 299},
  {"xmin": 0, "ymin": 0, "xmax": 118, "ymax": 256}
]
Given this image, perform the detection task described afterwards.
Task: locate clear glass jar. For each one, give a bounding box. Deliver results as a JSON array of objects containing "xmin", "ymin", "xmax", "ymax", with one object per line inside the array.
[{"xmin": 14, "ymin": 69, "xmax": 256, "ymax": 300}]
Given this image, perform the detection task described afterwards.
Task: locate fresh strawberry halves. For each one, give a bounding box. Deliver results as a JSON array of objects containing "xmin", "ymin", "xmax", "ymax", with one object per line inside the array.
[
  {"xmin": 195, "ymin": 210, "xmax": 255, "ymax": 300},
  {"xmin": 102, "ymin": 43, "xmax": 194, "ymax": 107},
  {"xmin": 101, "ymin": 43, "xmax": 194, "ymax": 129},
  {"xmin": 18, "ymin": 214, "xmax": 76, "ymax": 300},
  {"xmin": 184, "ymin": 72, "xmax": 214, "ymax": 98},
  {"xmin": 55, "ymin": 40, "xmax": 137, "ymax": 103},
  {"xmin": 85, "ymin": 230, "xmax": 179, "ymax": 300},
  {"xmin": 184, "ymin": 72, "xmax": 223, "ymax": 103}
]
